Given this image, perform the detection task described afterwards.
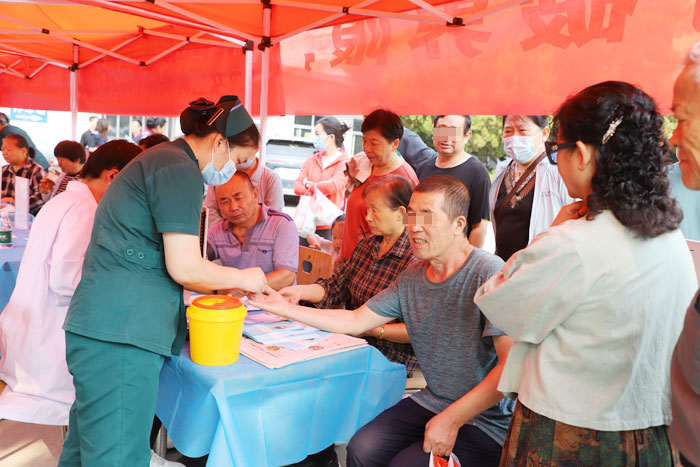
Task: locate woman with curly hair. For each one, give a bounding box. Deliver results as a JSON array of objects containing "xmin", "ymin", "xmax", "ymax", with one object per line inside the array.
[{"xmin": 474, "ymin": 81, "xmax": 698, "ymax": 465}]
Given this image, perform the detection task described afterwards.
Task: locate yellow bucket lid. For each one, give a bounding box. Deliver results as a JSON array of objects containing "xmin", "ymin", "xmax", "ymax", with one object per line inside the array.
[{"xmin": 187, "ymin": 295, "xmax": 247, "ymax": 322}]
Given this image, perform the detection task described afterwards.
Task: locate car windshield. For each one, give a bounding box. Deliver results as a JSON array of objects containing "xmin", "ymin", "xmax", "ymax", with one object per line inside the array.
[{"xmin": 266, "ymin": 141, "xmax": 314, "ymax": 160}]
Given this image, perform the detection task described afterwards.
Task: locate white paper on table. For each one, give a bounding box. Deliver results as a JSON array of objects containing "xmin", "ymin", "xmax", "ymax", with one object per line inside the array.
[
  {"xmin": 14, "ymin": 176, "xmax": 30, "ymax": 229},
  {"xmin": 687, "ymin": 240, "xmax": 700, "ymax": 286}
]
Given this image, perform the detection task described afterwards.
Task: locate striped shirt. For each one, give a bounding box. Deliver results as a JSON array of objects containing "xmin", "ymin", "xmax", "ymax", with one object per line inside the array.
[
  {"xmin": 207, "ymin": 204, "xmax": 299, "ymax": 274},
  {"xmin": 316, "ymin": 231, "xmax": 418, "ymax": 375}
]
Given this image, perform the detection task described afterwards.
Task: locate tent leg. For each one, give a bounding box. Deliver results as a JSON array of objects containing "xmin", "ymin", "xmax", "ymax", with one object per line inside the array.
[
  {"xmin": 244, "ymin": 47, "xmax": 253, "ymax": 114},
  {"xmin": 70, "ymin": 44, "xmax": 78, "ymax": 142},
  {"xmin": 259, "ymin": 6, "xmax": 271, "ymax": 165}
]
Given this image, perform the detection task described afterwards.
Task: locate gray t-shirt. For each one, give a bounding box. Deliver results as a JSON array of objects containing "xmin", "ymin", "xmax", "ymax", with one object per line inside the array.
[{"xmin": 366, "ymin": 248, "xmax": 513, "ymax": 445}]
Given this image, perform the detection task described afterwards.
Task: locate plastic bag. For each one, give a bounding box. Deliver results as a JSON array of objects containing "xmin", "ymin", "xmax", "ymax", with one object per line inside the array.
[
  {"xmin": 429, "ymin": 452, "xmax": 461, "ymax": 467},
  {"xmin": 311, "ymin": 190, "xmax": 344, "ymax": 227},
  {"xmin": 293, "ymin": 195, "xmax": 317, "ymax": 238}
]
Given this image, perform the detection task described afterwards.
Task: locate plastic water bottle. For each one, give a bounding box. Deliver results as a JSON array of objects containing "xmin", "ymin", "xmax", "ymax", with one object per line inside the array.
[{"xmin": 0, "ymin": 212, "xmax": 11, "ymax": 249}]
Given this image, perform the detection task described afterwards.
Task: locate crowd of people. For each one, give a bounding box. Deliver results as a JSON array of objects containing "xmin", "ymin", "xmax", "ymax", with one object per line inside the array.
[{"xmin": 0, "ymin": 39, "xmax": 698, "ymax": 467}]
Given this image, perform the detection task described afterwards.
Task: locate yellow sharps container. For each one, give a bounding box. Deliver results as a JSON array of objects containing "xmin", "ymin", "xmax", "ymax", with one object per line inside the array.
[{"xmin": 187, "ymin": 295, "xmax": 247, "ymax": 366}]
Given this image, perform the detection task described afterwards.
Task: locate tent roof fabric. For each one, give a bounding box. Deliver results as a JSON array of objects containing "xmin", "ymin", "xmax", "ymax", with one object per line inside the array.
[{"xmin": 1, "ymin": 0, "xmax": 699, "ymax": 116}]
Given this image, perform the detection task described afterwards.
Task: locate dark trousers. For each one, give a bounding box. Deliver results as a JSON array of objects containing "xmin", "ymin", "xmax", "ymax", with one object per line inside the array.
[{"xmin": 346, "ymin": 397, "xmax": 502, "ymax": 467}]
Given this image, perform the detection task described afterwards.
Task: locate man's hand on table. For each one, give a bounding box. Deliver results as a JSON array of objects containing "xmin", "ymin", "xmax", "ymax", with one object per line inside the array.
[
  {"xmin": 422, "ymin": 407, "xmax": 461, "ymax": 458},
  {"xmin": 248, "ymin": 286, "xmax": 292, "ymax": 318}
]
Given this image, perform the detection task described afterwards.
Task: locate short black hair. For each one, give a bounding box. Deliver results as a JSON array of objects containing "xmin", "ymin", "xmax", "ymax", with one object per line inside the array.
[
  {"xmin": 433, "ymin": 115, "xmax": 472, "ymax": 134},
  {"xmin": 502, "ymin": 115, "xmax": 549, "ymax": 129},
  {"xmin": 80, "ymin": 140, "xmax": 141, "ymax": 179},
  {"xmin": 362, "ymin": 174, "xmax": 413, "ymax": 211},
  {"xmin": 361, "ymin": 109, "xmax": 403, "ymax": 143},
  {"xmin": 54, "ymin": 140, "xmax": 86, "ymax": 164},
  {"xmin": 4, "ymin": 133, "xmax": 35, "ymax": 159},
  {"xmin": 140, "ymin": 134, "xmax": 169, "ymax": 149},
  {"xmin": 414, "ymin": 175, "xmax": 470, "ymax": 236},
  {"xmin": 146, "ymin": 117, "xmax": 167, "ymax": 129},
  {"xmin": 132, "ymin": 119, "xmax": 143, "ymax": 128},
  {"xmin": 0, "ymin": 113, "xmax": 8, "ymax": 125}
]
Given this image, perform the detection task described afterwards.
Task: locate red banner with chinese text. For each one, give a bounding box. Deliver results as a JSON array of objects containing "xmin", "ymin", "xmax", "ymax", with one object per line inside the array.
[{"xmin": 279, "ymin": 0, "xmax": 700, "ymax": 115}]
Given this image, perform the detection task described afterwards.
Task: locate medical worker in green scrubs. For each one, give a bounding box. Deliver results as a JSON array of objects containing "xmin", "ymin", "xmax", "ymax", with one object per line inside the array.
[{"xmin": 58, "ymin": 96, "xmax": 267, "ymax": 467}]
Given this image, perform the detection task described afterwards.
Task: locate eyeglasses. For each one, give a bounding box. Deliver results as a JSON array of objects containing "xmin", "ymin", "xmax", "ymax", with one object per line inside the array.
[{"xmin": 544, "ymin": 141, "xmax": 576, "ymax": 165}]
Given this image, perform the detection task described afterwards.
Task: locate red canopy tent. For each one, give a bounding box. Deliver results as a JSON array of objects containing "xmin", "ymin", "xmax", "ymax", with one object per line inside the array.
[
  {"xmin": 1, "ymin": 0, "xmax": 699, "ymax": 130},
  {"xmin": 0, "ymin": 0, "xmax": 476, "ymax": 151}
]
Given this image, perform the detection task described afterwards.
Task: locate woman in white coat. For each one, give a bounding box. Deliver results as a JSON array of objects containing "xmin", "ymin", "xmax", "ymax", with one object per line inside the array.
[
  {"xmin": 0, "ymin": 140, "xmax": 141, "ymax": 425},
  {"xmin": 490, "ymin": 115, "xmax": 573, "ymax": 261}
]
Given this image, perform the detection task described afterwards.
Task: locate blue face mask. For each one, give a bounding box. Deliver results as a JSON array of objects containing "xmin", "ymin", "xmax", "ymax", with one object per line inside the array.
[
  {"xmin": 312, "ymin": 135, "xmax": 328, "ymax": 152},
  {"xmin": 201, "ymin": 140, "xmax": 235, "ymax": 186},
  {"xmin": 504, "ymin": 131, "xmax": 542, "ymax": 164},
  {"xmin": 236, "ymin": 156, "xmax": 256, "ymax": 170}
]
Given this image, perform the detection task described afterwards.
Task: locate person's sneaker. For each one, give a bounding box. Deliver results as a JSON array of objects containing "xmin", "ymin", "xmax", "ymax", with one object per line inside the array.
[{"xmin": 150, "ymin": 449, "xmax": 185, "ymax": 467}]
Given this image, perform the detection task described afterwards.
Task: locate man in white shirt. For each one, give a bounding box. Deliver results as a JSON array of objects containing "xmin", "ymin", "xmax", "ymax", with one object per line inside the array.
[{"xmin": 669, "ymin": 40, "xmax": 700, "ymax": 467}]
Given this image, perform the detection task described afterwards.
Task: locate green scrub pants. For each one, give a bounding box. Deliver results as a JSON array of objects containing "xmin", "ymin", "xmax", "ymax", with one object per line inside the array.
[{"xmin": 58, "ymin": 331, "xmax": 165, "ymax": 467}]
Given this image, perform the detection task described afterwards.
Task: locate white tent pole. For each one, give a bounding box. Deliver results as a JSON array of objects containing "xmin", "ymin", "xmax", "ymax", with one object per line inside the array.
[
  {"xmin": 259, "ymin": 3, "xmax": 271, "ymax": 165},
  {"xmin": 144, "ymin": 32, "xmax": 204, "ymax": 65},
  {"xmin": 28, "ymin": 62, "xmax": 49, "ymax": 79},
  {"xmin": 0, "ymin": 59, "xmax": 25, "ymax": 78},
  {"xmin": 0, "ymin": 41, "xmax": 70, "ymax": 67},
  {"xmin": 244, "ymin": 45, "xmax": 253, "ymax": 113},
  {"xmin": 79, "ymin": 34, "xmax": 143, "ymax": 69},
  {"xmin": 272, "ymin": 0, "xmax": 380, "ymax": 45},
  {"xmin": 0, "ymin": 13, "xmax": 142, "ymax": 65},
  {"xmin": 144, "ymin": 29, "xmax": 244, "ymax": 47},
  {"xmin": 153, "ymin": 0, "xmax": 260, "ymax": 42},
  {"xmin": 68, "ymin": 0, "xmax": 248, "ymax": 41},
  {"xmin": 70, "ymin": 44, "xmax": 78, "ymax": 142}
]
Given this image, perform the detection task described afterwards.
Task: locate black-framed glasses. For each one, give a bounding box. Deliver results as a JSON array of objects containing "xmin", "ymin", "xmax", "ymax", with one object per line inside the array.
[{"xmin": 544, "ymin": 141, "xmax": 576, "ymax": 165}]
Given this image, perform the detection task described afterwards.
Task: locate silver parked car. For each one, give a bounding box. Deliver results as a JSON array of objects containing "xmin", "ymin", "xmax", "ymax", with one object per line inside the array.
[{"xmin": 264, "ymin": 138, "xmax": 316, "ymax": 199}]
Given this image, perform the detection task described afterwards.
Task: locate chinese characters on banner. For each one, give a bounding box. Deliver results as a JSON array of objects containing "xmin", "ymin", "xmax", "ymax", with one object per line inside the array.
[
  {"xmin": 311, "ymin": 0, "xmax": 645, "ymax": 69},
  {"xmin": 521, "ymin": 0, "xmax": 638, "ymax": 50}
]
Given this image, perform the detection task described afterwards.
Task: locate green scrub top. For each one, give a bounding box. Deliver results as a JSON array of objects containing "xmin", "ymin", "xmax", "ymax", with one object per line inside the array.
[{"xmin": 64, "ymin": 139, "xmax": 203, "ymax": 356}]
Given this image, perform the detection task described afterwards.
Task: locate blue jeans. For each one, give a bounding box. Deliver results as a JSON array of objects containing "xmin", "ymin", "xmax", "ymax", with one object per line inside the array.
[{"xmin": 346, "ymin": 397, "xmax": 502, "ymax": 467}]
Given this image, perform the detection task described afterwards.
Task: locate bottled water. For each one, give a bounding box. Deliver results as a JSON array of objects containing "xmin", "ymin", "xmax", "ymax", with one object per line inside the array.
[{"xmin": 0, "ymin": 212, "xmax": 11, "ymax": 249}]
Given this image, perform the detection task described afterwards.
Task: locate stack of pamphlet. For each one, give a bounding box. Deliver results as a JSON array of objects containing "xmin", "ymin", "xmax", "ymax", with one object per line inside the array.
[{"xmin": 239, "ymin": 311, "xmax": 367, "ymax": 369}]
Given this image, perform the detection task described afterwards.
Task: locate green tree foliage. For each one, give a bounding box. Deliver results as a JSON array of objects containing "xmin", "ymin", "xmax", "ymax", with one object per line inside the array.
[
  {"xmin": 663, "ymin": 115, "xmax": 678, "ymax": 140},
  {"xmin": 400, "ymin": 115, "xmax": 435, "ymax": 150},
  {"xmin": 466, "ymin": 116, "xmax": 504, "ymax": 169}
]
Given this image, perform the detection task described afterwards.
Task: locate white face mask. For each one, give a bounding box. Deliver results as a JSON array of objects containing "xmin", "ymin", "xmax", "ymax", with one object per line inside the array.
[{"xmin": 504, "ymin": 131, "xmax": 541, "ymax": 164}]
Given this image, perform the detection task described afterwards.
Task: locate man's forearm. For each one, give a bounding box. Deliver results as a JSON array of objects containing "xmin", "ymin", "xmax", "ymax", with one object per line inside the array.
[
  {"xmin": 266, "ymin": 269, "xmax": 296, "ymax": 291},
  {"xmin": 442, "ymin": 360, "xmax": 506, "ymax": 426}
]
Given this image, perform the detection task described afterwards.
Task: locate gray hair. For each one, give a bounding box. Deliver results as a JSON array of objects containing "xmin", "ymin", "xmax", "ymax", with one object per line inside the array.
[{"xmin": 684, "ymin": 41, "xmax": 700, "ymax": 85}]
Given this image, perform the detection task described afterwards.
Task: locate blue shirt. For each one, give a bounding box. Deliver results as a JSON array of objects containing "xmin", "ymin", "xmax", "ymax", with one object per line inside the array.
[{"xmin": 669, "ymin": 162, "xmax": 700, "ymax": 240}]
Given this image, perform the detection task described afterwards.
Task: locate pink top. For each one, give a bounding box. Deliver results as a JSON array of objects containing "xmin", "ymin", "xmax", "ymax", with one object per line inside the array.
[
  {"xmin": 339, "ymin": 161, "xmax": 419, "ymax": 262},
  {"xmin": 294, "ymin": 151, "xmax": 351, "ymax": 229}
]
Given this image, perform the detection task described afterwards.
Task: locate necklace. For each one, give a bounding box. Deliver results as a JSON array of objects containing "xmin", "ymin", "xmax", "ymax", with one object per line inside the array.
[{"xmin": 505, "ymin": 162, "xmax": 536, "ymax": 208}]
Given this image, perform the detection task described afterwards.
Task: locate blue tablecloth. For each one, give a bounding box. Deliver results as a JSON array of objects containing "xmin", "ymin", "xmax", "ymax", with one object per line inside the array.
[
  {"xmin": 0, "ymin": 225, "xmax": 30, "ymax": 310},
  {"xmin": 156, "ymin": 343, "xmax": 406, "ymax": 467}
]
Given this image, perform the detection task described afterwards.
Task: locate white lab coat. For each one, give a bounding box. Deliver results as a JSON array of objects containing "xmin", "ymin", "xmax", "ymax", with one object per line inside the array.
[
  {"xmin": 490, "ymin": 156, "xmax": 575, "ymax": 242},
  {"xmin": 0, "ymin": 181, "xmax": 96, "ymax": 425}
]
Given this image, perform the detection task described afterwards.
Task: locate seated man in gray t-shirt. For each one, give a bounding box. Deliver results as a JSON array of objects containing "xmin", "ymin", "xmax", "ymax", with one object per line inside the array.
[{"xmin": 251, "ymin": 175, "xmax": 513, "ymax": 467}]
